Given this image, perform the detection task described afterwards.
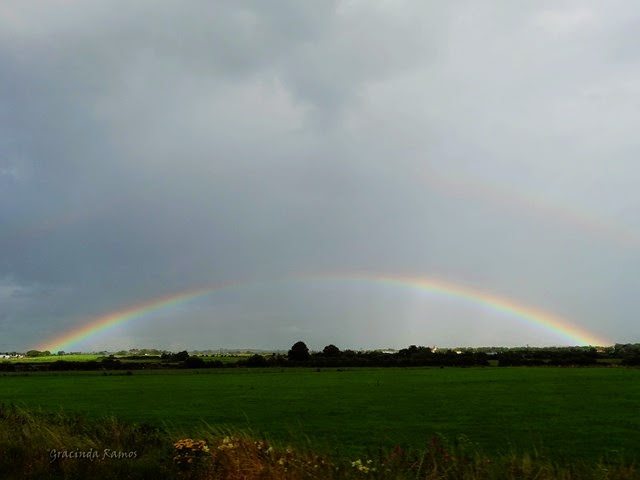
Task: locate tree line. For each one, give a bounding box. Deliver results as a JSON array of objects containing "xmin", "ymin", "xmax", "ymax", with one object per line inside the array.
[{"xmin": 3, "ymin": 342, "xmax": 639, "ymax": 372}]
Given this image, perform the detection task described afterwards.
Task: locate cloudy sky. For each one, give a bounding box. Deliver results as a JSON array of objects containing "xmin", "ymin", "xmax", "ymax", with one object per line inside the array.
[{"xmin": 1, "ymin": 1, "xmax": 638, "ymax": 352}]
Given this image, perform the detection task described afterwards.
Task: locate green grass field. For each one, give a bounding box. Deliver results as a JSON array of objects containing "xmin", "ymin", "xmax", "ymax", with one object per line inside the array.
[{"xmin": 2, "ymin": 367, "xmax": 639, "ymax": 460}]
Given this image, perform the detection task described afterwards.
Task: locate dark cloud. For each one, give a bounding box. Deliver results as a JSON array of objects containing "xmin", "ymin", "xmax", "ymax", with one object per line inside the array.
[{"xmin": 1, "ymin": 1, "xmax": 638, "ymax": 351}]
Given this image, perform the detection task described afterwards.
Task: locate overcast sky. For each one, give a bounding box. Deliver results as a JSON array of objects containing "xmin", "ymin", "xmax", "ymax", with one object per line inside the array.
[{"xmin": 1, "ymin": 1, "xmax": 638, "ymax": 352}]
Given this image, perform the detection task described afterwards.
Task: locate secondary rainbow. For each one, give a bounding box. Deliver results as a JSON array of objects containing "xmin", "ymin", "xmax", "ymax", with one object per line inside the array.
[
  {"xmin": 423, "ymin": 172, "xmax": 640, "ymax": 248},
  {"xmin": 38, "ymin": 273, "xmax": 611, "ymax": 351}
]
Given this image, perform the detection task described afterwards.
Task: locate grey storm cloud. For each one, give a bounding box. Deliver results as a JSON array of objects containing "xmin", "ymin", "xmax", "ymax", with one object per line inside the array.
[{"xmin": 1, "ymin": 1, "xmax": 638, "ymax": 351}]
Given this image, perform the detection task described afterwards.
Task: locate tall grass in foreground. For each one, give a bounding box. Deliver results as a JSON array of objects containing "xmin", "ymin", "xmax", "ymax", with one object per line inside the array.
[{"xmin": 0, "ymin": 404, "xmax": 636, "ymax": 479}]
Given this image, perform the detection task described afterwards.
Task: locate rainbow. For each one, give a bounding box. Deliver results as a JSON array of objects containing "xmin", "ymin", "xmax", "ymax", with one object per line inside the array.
[
  {"xmin": 423, "ymin": 172, "xmax": 640, "ymax": 248},
  {"xmin": 7, "ymin": 172, "xmax": 638, "ymax": 250},
  {"xmin": 38, "ymin": 273, "xmax": 611, "ymax": 351},
  {"xmin": 37, "ymin": 284, "xmax": 235, "ymax": 352},
  {"xmin": 309, "ymin": 273, "xmax": 611, "ymax": 346}
]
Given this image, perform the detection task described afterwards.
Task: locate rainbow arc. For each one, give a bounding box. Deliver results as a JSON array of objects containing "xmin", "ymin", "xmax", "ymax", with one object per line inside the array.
[{"xmin": 38, "ymin": 273, "xmax": 611, "ymax": 351}]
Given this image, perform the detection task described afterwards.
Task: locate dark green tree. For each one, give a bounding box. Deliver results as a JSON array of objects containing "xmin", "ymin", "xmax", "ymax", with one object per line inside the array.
[
  {"xmin": 172, "ymin": 351, "xmax": 189, "ymax": 362},
  {"xmin": 288, "ymin": 341, "xmax": 310, "ymax": 362},
  {"xmin": 322, "ymin": 344, "xmax": 341, "ymax": 357},
  {"xmin": 246, "ymin": 354, "xmax": 268, "ymax": 367},
  {"xmin": 184, "ymin": 356, "xmax": 205, "ymax": 368}
]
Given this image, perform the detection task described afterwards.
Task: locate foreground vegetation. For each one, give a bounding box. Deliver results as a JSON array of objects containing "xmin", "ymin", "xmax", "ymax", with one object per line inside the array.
[
  {"xmin": 2, "ymin": 367, "xmax": 639, "ymax": 461},
  {"xmin": 3, "ymin": 345, "xmax": 639, "ymax": 478},
  {"xmin": 1, "ymin": 404, "xmax": 637, "ymax": 480}
]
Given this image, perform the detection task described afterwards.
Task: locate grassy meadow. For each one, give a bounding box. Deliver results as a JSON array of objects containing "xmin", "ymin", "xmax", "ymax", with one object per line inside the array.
[
  {"xmin": 2, "ymin": 366, "xmax": 639, "ymax": 463},
  {"xmin": 5, "ymin": 403, "xmax": 638, "ymax": 480}
]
